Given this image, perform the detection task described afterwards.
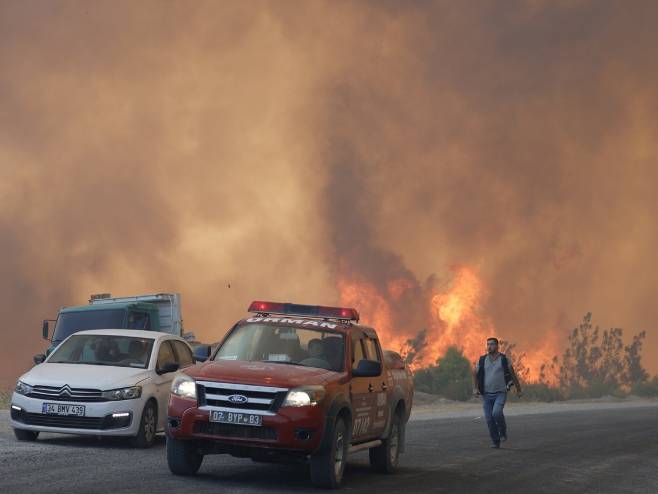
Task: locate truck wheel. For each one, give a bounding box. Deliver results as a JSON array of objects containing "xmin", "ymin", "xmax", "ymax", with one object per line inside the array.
[
  {"xmin": 167, "ymin": 437, "xmax": 203, "ymax": 476},
  {"xmin": 310, "ymin": 417, "xmax": 349, "ymax": 489},
  {"xmin": 14, "ymin": 429, "xmax": 39, "ymax": 441},
  {"xmin": 369, "ymin": 412, "xmax": 401, "ymax": 473},
  {"xmin": 130, "ymin": 401, "xmax": 157, "ymax": 448}
]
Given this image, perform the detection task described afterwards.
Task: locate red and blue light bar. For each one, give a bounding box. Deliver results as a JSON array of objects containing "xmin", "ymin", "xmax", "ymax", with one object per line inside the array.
[{"xmin": 248, "ymin": 301, "xmax": 360, "ymax": 322}]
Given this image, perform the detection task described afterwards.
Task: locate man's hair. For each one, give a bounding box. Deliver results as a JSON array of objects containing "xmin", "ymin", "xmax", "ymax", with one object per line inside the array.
[{"xmin": 486, "ymin": 337, "xmax": 499, "ymax": 344}]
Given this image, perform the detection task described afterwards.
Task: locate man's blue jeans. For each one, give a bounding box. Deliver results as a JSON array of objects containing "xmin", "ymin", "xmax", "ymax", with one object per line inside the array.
[{"xmin": 483, "ymin": 391, "xmax": 507, "ymax": 445}]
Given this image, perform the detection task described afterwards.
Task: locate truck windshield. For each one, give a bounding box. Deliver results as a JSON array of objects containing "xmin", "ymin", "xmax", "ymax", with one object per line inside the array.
[
  {"xmin": 52, "ymin": 309, "xmax": 126, "ymax": 343},
  {"xmin": 48, "ymin": 334, "xmax": 155, "ymax": 369},
  {"xmin": 214, "ymin": 324, "xmax": 345, "ymax": 372}
]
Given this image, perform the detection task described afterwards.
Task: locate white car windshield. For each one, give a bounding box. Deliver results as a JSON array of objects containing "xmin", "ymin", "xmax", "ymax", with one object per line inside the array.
[
  {"xmin": 214, "ymin": 324, "xmax": 345, "ymax": 372},
  {"xmin": 48, "ymin": 334, "xmax": 155, "ymax": 369}
]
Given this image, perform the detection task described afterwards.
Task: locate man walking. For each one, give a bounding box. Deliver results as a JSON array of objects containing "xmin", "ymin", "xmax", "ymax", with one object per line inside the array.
[{"xmin": 473, "ymin": 337, "xmax": 522, "ymax": 448}]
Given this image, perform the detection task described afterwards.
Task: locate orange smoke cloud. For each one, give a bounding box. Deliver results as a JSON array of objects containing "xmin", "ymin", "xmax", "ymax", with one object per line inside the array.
[{"xmin": 1, "ymin": 1, "xmax": 657, "ymax": 390}]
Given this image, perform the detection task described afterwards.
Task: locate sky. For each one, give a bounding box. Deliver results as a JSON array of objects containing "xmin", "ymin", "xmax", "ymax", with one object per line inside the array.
[{"xmin": 1, "ymin": 0, "xmax": 657, "ymax": 387}]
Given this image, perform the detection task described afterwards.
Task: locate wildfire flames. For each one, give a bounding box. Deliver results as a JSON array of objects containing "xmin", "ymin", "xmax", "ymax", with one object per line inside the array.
[{"xmin": 338, "ymin": 265, "xmax": 558, "ymax": 382}]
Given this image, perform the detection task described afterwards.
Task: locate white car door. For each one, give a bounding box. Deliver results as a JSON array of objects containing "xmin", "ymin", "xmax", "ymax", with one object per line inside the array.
[{"xmin": 152, "ymin": 340, "xmax": 179, "ymax": 429}]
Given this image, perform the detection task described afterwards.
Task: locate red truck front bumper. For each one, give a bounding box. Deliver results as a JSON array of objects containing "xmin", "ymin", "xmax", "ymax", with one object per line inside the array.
[{"xmin": 167, "ymin": 395, "xmax": 326, "ymax": 455}]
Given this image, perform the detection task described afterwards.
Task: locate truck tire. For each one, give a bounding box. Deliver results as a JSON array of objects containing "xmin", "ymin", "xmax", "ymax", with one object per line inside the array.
[
  {"xmin": 167, "ymin": 437, "xmax": 203, "ymax": 476},
  {"xmin": 310, "ymin": 416, "xmax": 349, "ymax": 489},
  {"xmin": 369, "ymin": 412, "xmax": 401, "ymax": 473},
  {"xmin": 14, "ymin": 429, "xmax": 39, "ymax": 441},
  {"xmin": 130, "ymin": 401, "xmax": 157, "ymax": 448}
]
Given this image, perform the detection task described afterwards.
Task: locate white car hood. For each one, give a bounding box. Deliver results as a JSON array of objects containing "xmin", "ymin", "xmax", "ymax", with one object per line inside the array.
[{"xmin": 21, "ymin": 363, "xmax": 151, "ymax": 390}]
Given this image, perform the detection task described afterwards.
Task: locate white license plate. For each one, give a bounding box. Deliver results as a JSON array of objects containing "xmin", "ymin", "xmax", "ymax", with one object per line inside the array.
[
  {"xmin": 42, "ymin": 403, "xmax": 86, "ymax": 416},
  {"xmin": 209, "ymin": 410, "xmax": 262, "ymax": 426}
]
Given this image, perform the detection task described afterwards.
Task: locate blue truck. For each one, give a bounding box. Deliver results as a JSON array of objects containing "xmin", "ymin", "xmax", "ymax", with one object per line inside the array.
[{"xmin": 41, "ymin": 293, "xmax": 185, "ymax": 359}]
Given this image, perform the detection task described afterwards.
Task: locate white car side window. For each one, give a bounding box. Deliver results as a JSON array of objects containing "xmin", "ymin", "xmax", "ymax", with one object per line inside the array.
[{"xmin": 157, "ymin": 341, "xmax": 176, "ymax": 370}]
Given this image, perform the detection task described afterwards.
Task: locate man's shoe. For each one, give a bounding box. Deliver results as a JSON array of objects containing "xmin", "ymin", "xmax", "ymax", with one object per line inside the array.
[{"xmin": 490, "ymin": 443, "xmax": 500, "ymax": 449}]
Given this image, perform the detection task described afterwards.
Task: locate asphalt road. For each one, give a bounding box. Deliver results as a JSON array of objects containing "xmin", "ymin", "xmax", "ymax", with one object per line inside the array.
[{"xmin": 1, "ymin": 406, "xmax": 657, "ymax": 493}]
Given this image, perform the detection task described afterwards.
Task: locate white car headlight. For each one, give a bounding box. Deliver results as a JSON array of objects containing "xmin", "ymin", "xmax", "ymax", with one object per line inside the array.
[
  {"xmin": 282, "ymin": 386, "xmax": 325, "ymax": 407},
  {"xmin": 171, "ymin": 375, "xmax": 197, "ymax": 401},
  {"xmin": 15, "ymin": 381, "xmax": 33, "ymax": 395},
  {"xmin": 102, "ymin": 386, "xmax": 142, "ymax": 401}
]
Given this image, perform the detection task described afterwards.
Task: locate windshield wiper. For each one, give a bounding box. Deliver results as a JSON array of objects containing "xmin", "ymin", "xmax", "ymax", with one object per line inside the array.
[{"xmin": 262, "ymin": 360, "xmax": 305, "ymax": 366}]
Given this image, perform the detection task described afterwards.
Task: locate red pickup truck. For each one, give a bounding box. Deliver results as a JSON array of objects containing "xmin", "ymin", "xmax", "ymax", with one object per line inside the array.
[{"xmin": 166, "ymin": 301, "xmax": 414, "ymax": 488}]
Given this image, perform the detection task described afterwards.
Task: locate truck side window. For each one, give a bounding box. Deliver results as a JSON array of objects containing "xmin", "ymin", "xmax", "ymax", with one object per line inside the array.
[
  {"xmin": 128, "ymin": 312, "xmax": 150, "ymax": 330},
  {"xmin": 363, "ymin": 337, "xmax": 381, "ymax": 363},
  {"xmin": 352, "ymin": 337, "xmax": 366, "ymax": 370},
  {"xmin": 172, "ymin": 340, "xmax": 194, "ymax": 368},
  {"xmin": 157, "ymin": 341, "xmax": 176, "ymax": 370}
]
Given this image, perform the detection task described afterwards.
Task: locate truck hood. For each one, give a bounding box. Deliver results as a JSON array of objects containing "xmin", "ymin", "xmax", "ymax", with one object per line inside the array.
[
  {"xmin": 186, "ymin": 360, "xmax": 343, "ymax": 388},
  {"xmin": 20, "ymin": 363, "xmax": 151, "ymax": 391}
]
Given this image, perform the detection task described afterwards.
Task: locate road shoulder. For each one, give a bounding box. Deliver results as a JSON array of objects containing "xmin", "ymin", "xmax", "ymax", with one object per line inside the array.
[{"xmin": 411, "ymin": 396, "xmax": 658, "ymax": 421}]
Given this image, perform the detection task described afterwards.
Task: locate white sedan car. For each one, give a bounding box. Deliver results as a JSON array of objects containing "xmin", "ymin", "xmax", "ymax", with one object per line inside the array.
[{"xmin": 10, "ymin": 329, "xmax": 195, "ymax": 448}]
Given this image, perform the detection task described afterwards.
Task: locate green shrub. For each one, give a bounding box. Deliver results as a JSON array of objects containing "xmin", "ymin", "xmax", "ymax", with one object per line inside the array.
[
  {"xmin": 412, "ymin": 347, "xmax": 472, "ymax": 401},
  {"xmin": 564, "ymin": 379, "xmax": 628, "ymax": 399},
  {"xmin": 413, "ymin": 367, "xmax": 435, "ymax": 395},
  {"xmin": 631, "ymin": 376, "xmax": 658, "ymax": 397},
  {"xmin": 512, "ymin": 382, "xmax": 563, "ymax": 402}
]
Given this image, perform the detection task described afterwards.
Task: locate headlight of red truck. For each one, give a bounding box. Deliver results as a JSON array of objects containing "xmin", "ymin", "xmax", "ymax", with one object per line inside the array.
[
  {"xmin": 171, "ymin": 375, "xmax": 197, "ymax": 401},
  {"xmin": 282, "ymin": 386, "xmax": 325, "ymax": 407}
]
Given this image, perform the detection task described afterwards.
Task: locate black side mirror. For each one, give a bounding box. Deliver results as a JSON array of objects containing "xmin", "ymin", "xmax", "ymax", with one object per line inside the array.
[
  {"xmin": 193, "ymin": 345, "xmax": 211, "ymax": 363},
  {"xmin": 157, "ymin": 361, "xmax": 179, "ymax": 375},
  {"xmin": 352, "ymin": 359, "xmax": 382, "ymax": 378},
  {"xmin": 42, "ymin": 320, "xmax": 49, "ymax": 340},
  {"xmin": 34, "ymin": 354, "xmax": 46, "ymax": 365}
]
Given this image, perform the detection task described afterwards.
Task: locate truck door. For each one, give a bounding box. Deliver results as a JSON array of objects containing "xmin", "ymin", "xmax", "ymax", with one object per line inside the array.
[
  {"xmin": 350, "ymin": 333, "xmax": 379, "ymax": 441},
  {"xmin": 363, "ymin": 336, "xmax": 389, "ymax": 437}
]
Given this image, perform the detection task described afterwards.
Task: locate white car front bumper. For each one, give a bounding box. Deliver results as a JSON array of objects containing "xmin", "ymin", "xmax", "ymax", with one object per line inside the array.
[{"xmin": 10, "ymin": 392, "xmax": 145, "ymax": 437}]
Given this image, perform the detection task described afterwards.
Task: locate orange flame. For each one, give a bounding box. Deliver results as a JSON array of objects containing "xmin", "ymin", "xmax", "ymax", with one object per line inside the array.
[
  {"xmin": 337, "ymin": 277, "xmax": 407, "ymax": 353},
  {"xmin": 421, "ymin": 266, "xmax": 494, "ymax": 367},
  {"xmin": 337, "ymin": 264, "xmax": 559, "ymax": 383}
]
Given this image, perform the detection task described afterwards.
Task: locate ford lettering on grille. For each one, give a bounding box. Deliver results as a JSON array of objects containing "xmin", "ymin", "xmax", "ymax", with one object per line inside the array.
[{"xmin": 227, "ymin": 394, "xmax": 248, "ymax": 404}]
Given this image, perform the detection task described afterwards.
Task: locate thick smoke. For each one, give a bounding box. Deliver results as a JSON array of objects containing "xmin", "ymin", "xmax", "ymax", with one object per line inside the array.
[
  {"xmin": 311, "ymin": 0, "xmax": 658, "ymax": 366},
  {"xmin": 1, "ymin": 1, "xmax": 657, "ymax": 386}
]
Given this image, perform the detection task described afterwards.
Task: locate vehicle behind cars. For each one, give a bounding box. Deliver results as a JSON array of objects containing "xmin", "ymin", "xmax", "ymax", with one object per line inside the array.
[
  {"xmin": 40, "ymin": 292, "xmax": 185, "ymax": 357},
  {"xmin": 166, "ymin": 301, "xmax": 414, "ymax": 488},
  {"xmin": 11, "ymin": 329, "xmax": 195, "ymax": 448}
]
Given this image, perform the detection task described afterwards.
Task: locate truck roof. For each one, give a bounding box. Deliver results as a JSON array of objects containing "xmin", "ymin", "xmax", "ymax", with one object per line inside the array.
[{"xmin": 59, "ymin": 302, "xmax": 157, "ymax": 313}]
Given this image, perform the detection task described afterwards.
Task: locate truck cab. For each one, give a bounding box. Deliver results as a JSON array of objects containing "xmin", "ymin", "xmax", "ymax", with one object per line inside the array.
[
  {"xmin": 41, "ymin": 293, "xmax": 183, "ymax": 357},
  {"xmin": 166, "ymin": 301, "xmax": 414, "ymax": 489}
]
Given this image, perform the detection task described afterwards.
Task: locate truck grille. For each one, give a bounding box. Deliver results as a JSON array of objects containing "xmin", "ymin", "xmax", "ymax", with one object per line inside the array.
[
  {"xmin": 194, "ymin": 421, "xmax": 277, "ymax": 440},
  {"xmin": 28, "ymin": 385, "xmax": 105, "ymax": 402},
  {"xmin": 196, "ymin": 381, "xmax": 288, "ymax": 414}
]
